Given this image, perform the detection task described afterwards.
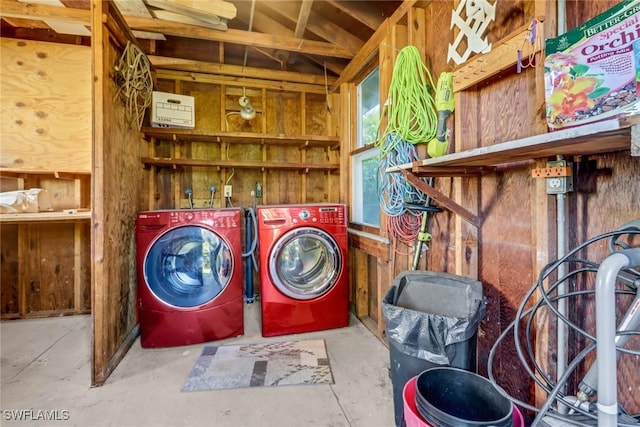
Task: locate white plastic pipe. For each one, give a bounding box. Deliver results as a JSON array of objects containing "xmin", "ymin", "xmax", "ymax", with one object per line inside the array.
[
  {"xmin": 556, "ymin": 192, "xmax": 568, "ymax": 415},
  {"xmin": 595, "ymin": 248, "xmax": 640, "ymax": 427}
]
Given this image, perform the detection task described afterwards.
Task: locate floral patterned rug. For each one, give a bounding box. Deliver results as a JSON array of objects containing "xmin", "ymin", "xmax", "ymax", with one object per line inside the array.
[{"xmin": 181, "ymin": 339, "xmax": 333, "ymax": 391}]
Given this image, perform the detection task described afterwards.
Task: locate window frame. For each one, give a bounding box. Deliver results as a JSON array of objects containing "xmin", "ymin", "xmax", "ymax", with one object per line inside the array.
[{"xmin": 349, "ymin": 66, "xmax": 382, "ymax": 231}]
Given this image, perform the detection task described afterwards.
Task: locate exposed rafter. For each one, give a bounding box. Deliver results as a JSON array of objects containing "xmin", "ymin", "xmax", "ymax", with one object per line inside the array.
[
  {"xmin": 148, "ymin": 55, "xmax": 337, "ymax": 85},
  {"xmin": 144, "ymin": 0, "xmax": 237, "ymax": 21},
  {"xmin": 325, "ymin": 0, "xmax": 385, "ymax": 30},
  {"xmin": 1, "ymin": 0, "xmax": 405, "ymax": 77},
  {"xmin": 148, "ymin": 8, "xmax": 227, "ymax": 31},
  {"xmin": 113, "ymin": 0, "xmax": 166, "ymax": 40},
  {"xmin": 0, "ymin": 0, "xmax": 353, "ymax": 59},
  {"xmin": 260, "ymin": 1, "xmax": 363, "ymax": 55},
  {"xmin": 126, "ymin": 16, "xmax": 354, "ymax": 59},
  {"xmin": 293, "ymin": 0, "xmax": 312, "ymax": 38},
  {"xmin": 280, "ymin": 0, "xmax": 313, "ymax": 68}
]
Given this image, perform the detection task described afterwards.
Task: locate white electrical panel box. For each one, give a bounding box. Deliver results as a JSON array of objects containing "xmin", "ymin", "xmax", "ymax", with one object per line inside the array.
[{"xmin": 151, "ymin": 91, "xmax": 195, "ymax": 129}]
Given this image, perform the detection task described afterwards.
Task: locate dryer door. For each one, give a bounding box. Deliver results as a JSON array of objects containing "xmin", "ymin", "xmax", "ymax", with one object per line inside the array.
[
  {"xmin": 269, "ymin": 227, "xmax": 341, "ymax": 300},
  {"xmin": 144, "ymin": 226, "xmax": 233, "ymax": 307}
]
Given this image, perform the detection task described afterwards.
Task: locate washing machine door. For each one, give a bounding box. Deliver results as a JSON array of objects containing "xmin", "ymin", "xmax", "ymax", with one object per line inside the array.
[
  {"xmin": 144, "ymin": 226, "xmax": 233, "ymax": 307},
  {"xmin": 269, "ymin": 227, "xmax": 341, "ymax": 300}
]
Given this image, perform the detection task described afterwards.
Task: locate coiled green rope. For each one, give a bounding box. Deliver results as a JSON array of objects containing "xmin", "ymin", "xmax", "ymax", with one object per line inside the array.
[{"xmin": 376, "ymin": 46, "xmax": 438, "ymax": 156}]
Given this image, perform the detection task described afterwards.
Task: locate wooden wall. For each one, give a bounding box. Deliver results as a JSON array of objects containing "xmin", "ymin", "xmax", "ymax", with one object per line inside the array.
[
  {"xmin": 347, "ymin": 0, "xmax": 640, "ymax": 420},
  {"xmin": 144, "ymin": 73, "xmax": 340, "ymax": 211},
  {"xmin": 0, "ymin": 38, "xmax": 92, "ymax": 319},
  {"xmin": 0, "ymin": 38, "xmax": 91, "ymax": 173},
  {"xmin": 91, "ymin": 1, "xmax": 148, "ymax": 386}
]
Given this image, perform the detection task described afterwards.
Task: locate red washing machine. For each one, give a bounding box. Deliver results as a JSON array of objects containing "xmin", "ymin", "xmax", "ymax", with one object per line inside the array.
[
  {"xmin": 257, "ymin": 204, "xmax": 349, "ymax": 337},
  {"xmin": 135, "ymin": 209, "xmax": 243, "ymax": 348}
]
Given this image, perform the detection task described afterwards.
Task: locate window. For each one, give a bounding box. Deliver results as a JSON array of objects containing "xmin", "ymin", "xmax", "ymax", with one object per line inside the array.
[
  {"xmin": 351, "ymin": 148, "xmax": 380, "ymax": 226},
  {"xmin": 357, "ymin": 68, "xmax": 380, "ymax": 148},
  {"xmin": 351, "ymin": 68, "xmax": 381, "ymax": 227}
]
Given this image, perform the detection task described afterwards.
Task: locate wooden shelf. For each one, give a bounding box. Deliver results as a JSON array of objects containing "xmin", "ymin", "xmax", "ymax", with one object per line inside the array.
[
  {"xmin": 453, "ymin": 23, "xmax": 539, "ymax": 92},
  {"xmin": 387, "ymin": 115, "xmax": 640, "ymax": 177},
  {"xmin": 141, "ymin": 157, "xmax": 339, "ymax": 172},
  {"xmin": 141, "ymin": 127, "xmax": 341, "ymax": 149},
  {"xmin": 0, "ymin": 210, "xmax": 91, "ymax": 224},
  {"xmin": 0, "ymin": 170, "xmax": 91, "ymax": 178}
]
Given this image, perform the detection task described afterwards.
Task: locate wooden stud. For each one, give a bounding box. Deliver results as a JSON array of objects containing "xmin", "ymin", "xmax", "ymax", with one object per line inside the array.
[
  {"xmin": 300, "ymin": 92, "xmax": 307, "ymax": 203},
  {"xmin": 355, "ymin": 249, "xmax": 369, "ymax": 318},
  {"xmin": 73, "ymin": 222, "xmax": 82, "ymax": 312}
]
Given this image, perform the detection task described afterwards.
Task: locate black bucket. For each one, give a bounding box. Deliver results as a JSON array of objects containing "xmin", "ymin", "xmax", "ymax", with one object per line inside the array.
[{"xmin": 415, "ymin": 367, "xmax": 514, "ymax": 427}]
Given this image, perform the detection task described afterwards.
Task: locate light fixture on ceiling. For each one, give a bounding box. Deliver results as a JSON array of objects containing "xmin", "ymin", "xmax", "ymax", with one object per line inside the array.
[{"xmin": 239, "ymin": 88, "xmax": 256, "ymax": 120}]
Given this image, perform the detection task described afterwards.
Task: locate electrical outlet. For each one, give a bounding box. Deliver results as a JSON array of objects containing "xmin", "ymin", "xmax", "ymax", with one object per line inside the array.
[
  {"xmin": 545, "ymin": 160, "xmax": 573, "ymax": 194},
  {"xmin": 224, "ymin": 185, "xmax": 233, "ymax": 198}
]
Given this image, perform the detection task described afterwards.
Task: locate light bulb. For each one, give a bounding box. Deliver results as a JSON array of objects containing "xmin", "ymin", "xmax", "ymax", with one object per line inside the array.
[{"xmin": 239, "ymin": 96, "xmax": 256, "ymax": 120}]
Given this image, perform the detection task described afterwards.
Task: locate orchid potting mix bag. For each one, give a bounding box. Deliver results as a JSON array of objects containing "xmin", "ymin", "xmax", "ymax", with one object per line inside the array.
[{"xmin": 544, "ymin": 0, "xmax": 640, "ymax": 130}]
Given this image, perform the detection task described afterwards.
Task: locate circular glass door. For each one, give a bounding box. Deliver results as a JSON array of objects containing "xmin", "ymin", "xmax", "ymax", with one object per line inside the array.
[
  {"xmin": 269, "ymin": 227, "xmax": 341, "ymax": 300},
  {"xmin": 144, "ymin": 226, "xmax": 232, "ymax": 307}
]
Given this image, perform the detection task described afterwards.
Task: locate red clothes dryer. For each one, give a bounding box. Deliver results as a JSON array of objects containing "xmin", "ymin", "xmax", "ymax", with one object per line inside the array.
[
  {"xmin": 257, "ymin": 204, "xmax": 349, "ymax": 337},
  {"xmin": 135, "ymin": 209, "xmax": 243, "ymax": 348}
]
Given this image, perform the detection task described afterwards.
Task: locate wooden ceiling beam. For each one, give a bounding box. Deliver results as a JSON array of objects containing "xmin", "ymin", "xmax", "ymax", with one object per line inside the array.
[
  {"xmin": 250, "ymin": 8, "xmax": 293, "ymax": 35},
  {"xmin": 239, "ymin": 7, "xmax": 346, "ymax": 75},
  {"xmin": 280, "ymin": 0, "xmax": 313, "ymax": 68},
  {"xmin": 154, "ymin": 68, "xmax": 330, "ymax": 94},
  {"xmin": 304, "ymin": 56, "xmax": 345, "ymax": 76},
  {"xmin": 240, "ymin": 9, "xmax": 292, "ymax": 69},
  {"xmin": 2, "ymin": 16, "xmax": 51, "ymax": 30},
  {"xmin": 144, "ymin": 0, "xmax": 237, "ymax": 20},
  {"xmin": 324, "ymin": 0, "xmax": 384, "ymax": 30},
  {"xmin": 148, "ymin": 8, "xmax": 227, "ymax": 31},
  {"xmin": 260, "ymin": 1, "xmax": 363, "ymax": 55},
  {"xmin": 294, "ymin": 0, "xmax": 313, "ymax": 38},
  {"xmin": 333, "ymin": 0, "xmax": 431, "ymax": 89},
  {"xmin": 144, "ymin": 0, "xmax": 227, "ymax": 29},
  {"xmin": 1, "ymin": 0, "xmax": 353, "ymax": 59},
  {"xmin": 2, "ymin": 0, "xmax": 90, "ymax": 25},
  {"xmin": 148, "ymin": 55, "xmax": 337, "ymax": 85},
  {"xmin": 125, "ymin": 15, "xmax": 353, "ymax": 58},
  {"xmin": 113, "ymin": 0, "xmax": 166, "ymax": 40}
]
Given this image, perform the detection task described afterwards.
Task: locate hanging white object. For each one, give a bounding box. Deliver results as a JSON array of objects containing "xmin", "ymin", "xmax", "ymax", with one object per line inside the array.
[
  {"xmin": 239, "ymin": 95, "xmax": 256, "ymax": 120},
  {"xmin": 447, "ymin": 0, "xmax": 497, "ymax": 65}
]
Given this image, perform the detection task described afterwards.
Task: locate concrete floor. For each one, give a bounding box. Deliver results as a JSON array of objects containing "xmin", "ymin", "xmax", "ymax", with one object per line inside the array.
[{"xmin": 1, "ymin": 303, "xmax": 395, "ymax": 427}]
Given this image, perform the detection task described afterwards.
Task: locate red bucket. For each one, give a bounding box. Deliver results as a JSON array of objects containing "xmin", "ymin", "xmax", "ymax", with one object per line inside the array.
[{"xmin": 402, "ymin": 376, "xmax": 524, "ymax": 427}]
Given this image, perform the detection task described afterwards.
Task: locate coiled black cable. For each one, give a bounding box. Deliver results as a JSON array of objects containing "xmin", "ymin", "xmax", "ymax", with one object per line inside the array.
[{"xmin": 487, "ymin": 227, "xmax": 640, "ymax": 426}]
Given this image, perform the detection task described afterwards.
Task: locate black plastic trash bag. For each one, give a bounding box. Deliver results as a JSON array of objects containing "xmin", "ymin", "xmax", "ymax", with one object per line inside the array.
[{"xmin": 382, "ymin": 270, "xmax": 487, "ymax": 427}]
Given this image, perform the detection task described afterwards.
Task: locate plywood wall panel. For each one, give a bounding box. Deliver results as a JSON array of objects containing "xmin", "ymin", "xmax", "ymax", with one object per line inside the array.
[
  {"xmin": 304, "ymin": 146, "xmax": 327, "ymax": 163},
  {"xmin": 366, "ymin": 253, "xmax": 379, "ymax": 323},
  {"xmin": 305, "ymin": 93, "xmax": 329, "ymax": 136},
  {"xmin": 266, "ymin": 170, "xmax": 302, "ymax": 205},
  {"xmin": 190, "ymin": 141, "xmax": 221, "ymax": 206},
  {"xmin": 265, "ymin": 91, "xmax": 302, "ymax": 135},
  {"xmin": 477, "ymin": 167, "xmax": 535, "ymax": 413},
  {"xmin": 21, "ymin": 224, "xmax": 78, "ymax": 313},
  {"xmin": 91, "ymin": 0, "xmax": 148, "ymax": 385},
  {"xmin": 0, "ymin": 38, "xmax": 91, "ymax": 173},
  {"xmin": 181, "ymin": 82, "xmax": 220, "ymax": 132},
  {"xmin": 477, "ymin": 68, "xmax": 539, "ymax": 146},
  {"xmin": 23, "ymin": 175, "xmax": 89, "ymax": 211},
  {"xmin": 490, "ymin": 0, "xmax": 528, "ymax": 40},
  {"xmin": 568, "ymin": 151, "xmax": 640, "ymax": 413},
  {"xmin": 147, "ymin": 78, "xmax": 338, "ymax": 209},
  {"xmin": 1, "ymin": 225, "xmax": 19, "ymax": 317},
  {"xmin": 565, "ymin": 0, "xmax": 619, "ymax": 31},
  {"xmin": 305, "ymin": 170, "xmax": 328, "ymax": 203}
]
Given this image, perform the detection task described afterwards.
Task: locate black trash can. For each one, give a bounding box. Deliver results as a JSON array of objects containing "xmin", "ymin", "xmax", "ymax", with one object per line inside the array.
[{"xmin": 382, "ymin": 270, "xmax": 487, "ymax": 427}]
